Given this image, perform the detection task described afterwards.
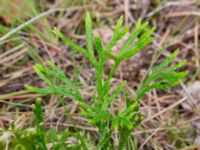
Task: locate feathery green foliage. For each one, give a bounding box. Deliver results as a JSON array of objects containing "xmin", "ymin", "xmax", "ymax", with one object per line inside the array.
[{"xmin": 24, "ymin": 12, "xmax": 188, "ymax": 149}]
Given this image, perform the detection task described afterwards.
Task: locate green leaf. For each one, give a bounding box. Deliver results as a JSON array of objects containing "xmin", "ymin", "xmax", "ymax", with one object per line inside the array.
[
  {"xmin": 26, "ymin": 61, "xmax": 84, "ymax": 102},
  {"xmin": 32, "ymin": 98, "xmax": 47, "ymax": 150},
  {"xmin": 120, "ymin": 20, "xmax": 148, "ymax": 52},
  {"xmin": 136, "ymin": 50, "xmax": 188, "ymax": 100},
  {"xmin": 33, "ymin": 64, "xmax": 53, "ymax": 87},
  {"xmin": 85, "ymin": 12, "xmax": 94, "ymax": 58},
  {"xmin": 95, "ymin": 36, "xmax": 103, "ymax": 59},
  {"xmin": 105, "ymin": 24, "xmax": 130, "ymax": 54},
  {"xmin": 154, "ymin": 49, "xmax": 179, "ymax": 73},
  {"xmin": 118, "ymin": 27, "xmax": 155, "ymax": 61},
  {"xmin": 52, "ymin": 28, "xmax": 89, "ymax": 58},
  {"xmin": 102, "ymin": 81, "xmax": 126, "ymax": 110},
  {"xmin": 114, "ymin": 15, "xmax": 124, "ymax": 35}
]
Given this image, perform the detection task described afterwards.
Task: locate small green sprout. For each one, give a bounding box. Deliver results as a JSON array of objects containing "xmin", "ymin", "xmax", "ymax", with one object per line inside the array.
[{"xmin": 25, "ymin": 12, "xmax": 188, "ymax": 149}]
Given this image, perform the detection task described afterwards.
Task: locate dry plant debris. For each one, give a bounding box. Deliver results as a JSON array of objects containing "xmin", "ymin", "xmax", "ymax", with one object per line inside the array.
[{"xmin": 0, "ymin": 0, "xmax": 200, "ymax": 149}]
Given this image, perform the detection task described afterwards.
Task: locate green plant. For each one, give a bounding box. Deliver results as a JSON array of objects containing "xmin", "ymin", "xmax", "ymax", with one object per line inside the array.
[
  {"xmin": 31, "ymin": 98, "xmax": 47, "ymax": 150},
  {"xmin": 25, "ymin": 12, "xmax": 188, "ymax": 149},
  {"xmin": 0, "ymin": 98, "xmax": 86, "ymax": 150}
]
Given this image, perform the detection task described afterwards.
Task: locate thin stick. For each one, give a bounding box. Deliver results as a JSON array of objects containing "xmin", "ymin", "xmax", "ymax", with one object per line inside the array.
[
  {"xmin": 139, "ymin": 127, "xmax": 161, "ymax": 150},
  {"xmin": 166, "ymin": 11, "xmax": 200, "ymax": 18},
  {"xmin": 142, "ymin": 97, "xmax": 187, "ymax": 123}
]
